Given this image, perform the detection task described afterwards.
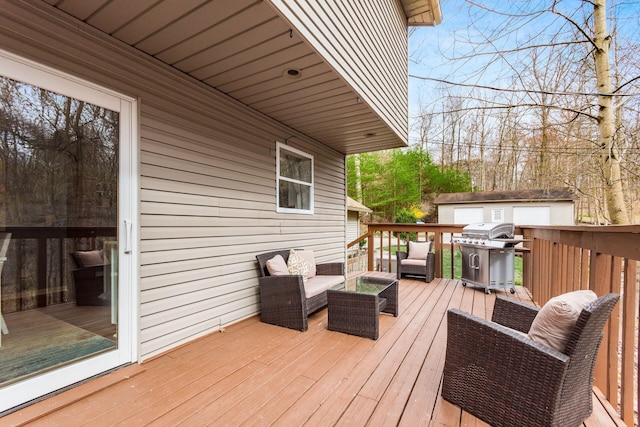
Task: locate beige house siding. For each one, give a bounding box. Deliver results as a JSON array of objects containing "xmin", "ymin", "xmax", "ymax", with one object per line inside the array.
[
  {"xmin": 1, "ymin": 3, "xmax": 347, "ymax": 360},
  {"xmin": 138, "ymin": 111, "xmax": 347, "ymax": 358},
  {"xmin": 269, "ymin": 0, "xmax": 409, "ymax": 144}
]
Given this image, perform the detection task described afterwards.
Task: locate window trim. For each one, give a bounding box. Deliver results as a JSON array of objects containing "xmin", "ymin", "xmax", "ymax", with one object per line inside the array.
[{"xmin": 276, "ymin": 141, "xmax": 314, "ymax": 214}]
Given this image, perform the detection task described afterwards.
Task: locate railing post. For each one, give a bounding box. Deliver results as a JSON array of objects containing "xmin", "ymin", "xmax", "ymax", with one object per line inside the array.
[
  {"xmin": 367, "ymin": 230, "xmax": 374, "ymax": 271},
  {"xmin": 434, "ymin": 230, "xmax": 442, "ymax": 278},
  {"xmin": 590, "ymin": 252, "xmax": 613, "ymax": 395},
  {"xmin": 37, "ymin": 237, "xmax": 47, "ymax": 308},
  {"xmin": 521, "ymin": 228, "xmax": 533, "ymax": 289},
  {"xmin": 620, "ymin": 259, "xmax": 637, "ymax": 426}
]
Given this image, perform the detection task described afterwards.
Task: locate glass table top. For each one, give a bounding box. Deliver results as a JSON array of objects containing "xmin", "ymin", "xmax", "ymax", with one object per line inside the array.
[{"xmin": 332, "ymin": 276, "xmax": 396, "ymax": 295}]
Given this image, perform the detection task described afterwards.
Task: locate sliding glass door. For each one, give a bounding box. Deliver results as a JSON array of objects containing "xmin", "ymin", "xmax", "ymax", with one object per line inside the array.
[{"xmin": 0, "ymin": 50, "xmax": 137, "ymax": 412}]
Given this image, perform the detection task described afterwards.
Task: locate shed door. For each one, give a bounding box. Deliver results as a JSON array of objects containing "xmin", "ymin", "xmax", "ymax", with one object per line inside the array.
[
  {"xmin": 513, "ymin": 206, "xmax": 551, "ymax": 225},
  {"xmin": 453, "ymin": 207, "xmax": 484, "ymax": 224}
]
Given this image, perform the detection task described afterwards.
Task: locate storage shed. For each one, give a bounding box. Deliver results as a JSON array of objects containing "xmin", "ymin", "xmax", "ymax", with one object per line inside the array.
[
  {"xmin": 347, "ymin": 197, "xmax": 372, "ymax": 244},
  {"xmin": 435, "ymin": 188, "xmax": 576, "ymax": 226}
]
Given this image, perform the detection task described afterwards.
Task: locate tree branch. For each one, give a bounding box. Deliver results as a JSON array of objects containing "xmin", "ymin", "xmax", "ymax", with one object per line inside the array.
[
  {"xmin": 409, "ymin": 75, "xmax": 634, "ymax": 98},
  {"xmin": 549, "ymin": 4, "xmax": 597, "ymax": 49}
]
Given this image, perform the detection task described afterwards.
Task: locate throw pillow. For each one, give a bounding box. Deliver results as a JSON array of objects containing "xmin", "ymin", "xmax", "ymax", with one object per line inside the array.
[
  {"xmin": 298, "ymin": 250, "xmax": 317, "ymax": 278},
  {"xmin": 408, "ymin": 241, "xmax": 431, "ymax": 260},
  {"xmin": 528, "ymin": 289, "xmax": 598, "ymax": 352},
  {"xmin": 287, "ymin": 249, "xmax": 310, "ymax": 282},
  {"xmin": 265, "ymin": 254, "xmax": 289, "ymax": 276}
]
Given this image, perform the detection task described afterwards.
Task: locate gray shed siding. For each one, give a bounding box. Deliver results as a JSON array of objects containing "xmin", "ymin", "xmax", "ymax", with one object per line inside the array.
[
  {"xmin": 1, "ymin": 3, "xmax": 347, "ymax": 360},
  {"xmin": 269, "ymin": 0, "xmax": 409, "ymax": 142},
  {"xmin": 347, "ymin": 211, "xmax": 361, "ymax": 244},
  {"xmin": 438, "ymin": 201, "xmax": 575, "ymax": 226}
]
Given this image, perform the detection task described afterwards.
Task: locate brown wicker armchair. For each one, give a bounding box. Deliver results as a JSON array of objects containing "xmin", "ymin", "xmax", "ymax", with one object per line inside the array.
[
  {"xmin": 256, "ymin": 249, "xmax": 344, "ymax": 332},
  {"xmin": 396, "ymin": 241, "xmax": 435, "ymax": 282},
  {"xmin": 441, "ymin": 293, "xmax": 620, "ymax": 427}
]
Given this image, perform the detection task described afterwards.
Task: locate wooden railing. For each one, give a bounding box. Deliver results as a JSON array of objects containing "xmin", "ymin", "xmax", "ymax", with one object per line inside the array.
[
  {"xmin": 520, "ymin": 225, "xmax": 639, "ymax": 427},
  {"xmin": 349, "ymin": 223, "xmax": 639, "ymax": 427},
  {"xmin": 347, "ymin": 223, "xmax": 464, "ymax": 278},
  {"xmin": 1, "ymin": 227, "xmax": 116, "ymax": 310}
]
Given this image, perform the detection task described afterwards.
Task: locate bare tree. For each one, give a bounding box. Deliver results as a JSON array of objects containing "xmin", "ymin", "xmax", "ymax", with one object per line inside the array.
[{"xmin": 410, "ymin": 0, "xmax": 640, "ymax": 224}]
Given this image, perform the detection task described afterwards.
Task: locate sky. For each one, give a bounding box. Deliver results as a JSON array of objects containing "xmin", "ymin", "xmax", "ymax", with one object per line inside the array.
[{"xmin": 407, "ymin": 0, "xmax": 640, "ymax": 146}]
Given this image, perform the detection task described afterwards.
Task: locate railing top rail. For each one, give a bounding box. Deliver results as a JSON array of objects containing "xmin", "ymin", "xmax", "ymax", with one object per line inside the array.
[
  {"xmin": 365, "ymin": 222, "xmax": 640, "ymax": 235},
  {"xmin": 518, "ymin": 224, "xmax": 640, "ymax": 233},
  {"xmin": 347, "ymin": 234, "xmax": 369, "ymax": 249},
  {"xmin": 365, "ymin": 223, "xmax": 464, "ymax": 232},
  {"xmin": 0, "ymin": 227, "xmax": 117, "ymax": 239}
]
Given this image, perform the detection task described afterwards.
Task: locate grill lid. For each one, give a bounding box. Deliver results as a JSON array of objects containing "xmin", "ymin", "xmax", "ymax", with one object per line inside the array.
[{"xmin": 462, "ymin": 222, "xmax": 515, "ymax": 239}]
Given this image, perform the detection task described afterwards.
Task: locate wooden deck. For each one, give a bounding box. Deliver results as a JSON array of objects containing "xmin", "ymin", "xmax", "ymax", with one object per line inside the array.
[{"xmin": 3, "ymin": 275, "xmax": 626, "ymax": 426}]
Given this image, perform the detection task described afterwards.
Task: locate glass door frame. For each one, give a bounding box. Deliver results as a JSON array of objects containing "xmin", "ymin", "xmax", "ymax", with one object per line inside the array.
[{"xmin": 0, "ymin": 49, "xmax": 139, "ymax": 413}]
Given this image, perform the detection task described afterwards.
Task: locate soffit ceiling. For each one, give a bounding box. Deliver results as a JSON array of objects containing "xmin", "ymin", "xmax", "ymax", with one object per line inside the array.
[
  {"xmin": 41, "ymin": 0, "xmax": 437, "ymax": 155},
  {"xmin": 400, "ymin": 0, "xmax": 442, "ymax": 26}
]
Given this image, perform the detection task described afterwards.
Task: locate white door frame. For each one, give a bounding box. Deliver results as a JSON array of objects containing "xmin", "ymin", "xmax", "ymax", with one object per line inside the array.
[{"xmin": 0, "ymin": 49, "xmax": 139, "ymax": 413}]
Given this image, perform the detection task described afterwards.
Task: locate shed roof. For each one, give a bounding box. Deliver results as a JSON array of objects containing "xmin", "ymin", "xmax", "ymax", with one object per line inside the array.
[
  {"xmin": 347, "ymin": 197, "xmax": 373, "ymax": 213},
  {"xmin": 435, "ymin": 188, "xmax": 575, "ymax": 205}
]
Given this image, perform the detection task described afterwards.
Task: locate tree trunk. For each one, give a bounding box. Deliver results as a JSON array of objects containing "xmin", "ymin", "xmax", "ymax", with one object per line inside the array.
[
  {"xmin": 593, "ymin": 0, "xmax": 629, "ymax": 224},
  {"xmin": 353, "ymin": 154, "xmax": 362, "ymax": 203}
]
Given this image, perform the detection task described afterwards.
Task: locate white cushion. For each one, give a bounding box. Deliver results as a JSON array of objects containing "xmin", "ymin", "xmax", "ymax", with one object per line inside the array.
[
  {"xmin": 408, "ymin": 241, "xmax": 431, "ymax": 260},
  {"xmin": 401, "ymin": 258, "xmax": 427, "ymax": 266},
  {"xmin": 297, "ymin": 250, "xmax": 317, "ymax": 279},
  {"xmin": 266, "ymin": 254, "xmax": 289, "ymax": 276},
  {"xmin": 287, "ymin": 249, "xmax": 310, "ymax": 282},
  {"xmin": 304, "ymin": 275, "xmax": 345, "ymax": 298},
  {"xmin": 528, "ymin": 290, "xmax": 598, "ymax": 352}
]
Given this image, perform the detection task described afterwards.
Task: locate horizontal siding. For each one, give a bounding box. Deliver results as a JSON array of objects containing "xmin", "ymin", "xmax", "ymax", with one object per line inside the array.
[
  {"xmin": 268, "ymin": 0, "xmax": 409, "ymax": 142},
  {"xmin": 137, "ymin": 113, "xmax": 346, "ymax": 359},
  {"xmin": 1, "ymin": 2, "xmax": 347, "ymax": 360},
  {"xmin": 347, "ymin": 213, "xmax": 360, "ymax": 243}
]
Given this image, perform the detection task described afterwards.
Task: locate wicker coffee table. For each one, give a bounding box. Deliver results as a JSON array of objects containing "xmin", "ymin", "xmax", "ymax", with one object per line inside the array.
[{"xmin": 327, "ymin": 276, "xmax": 398, "ymax": 340}]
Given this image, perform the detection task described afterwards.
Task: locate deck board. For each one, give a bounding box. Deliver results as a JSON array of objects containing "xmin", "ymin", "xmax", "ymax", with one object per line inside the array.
[{"xmin": 2, "ymin": 276, "xmax": 626, "ymax": 427}]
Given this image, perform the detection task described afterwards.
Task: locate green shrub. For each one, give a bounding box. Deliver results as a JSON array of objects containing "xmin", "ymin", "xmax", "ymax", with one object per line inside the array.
[{"xmin": 394, "ymin": 209, "xmax": 417, "ymax": 242}]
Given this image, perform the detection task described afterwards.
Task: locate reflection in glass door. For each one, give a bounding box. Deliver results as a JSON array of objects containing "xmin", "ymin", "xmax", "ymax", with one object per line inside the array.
[{"xmin": 0, "ymin": 77, "xmax": 119, "ymax": 385}]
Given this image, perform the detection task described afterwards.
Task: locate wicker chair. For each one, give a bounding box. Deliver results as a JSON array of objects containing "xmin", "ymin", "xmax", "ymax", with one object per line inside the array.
[
  {"xmin": 256, "ymin": 250, "xmax": 344, "ymax": 332},
  {"xmin": 70, "ymin": 250, "xmax": 110, "ymax": 306},
  {"xmin": 396, "ymin": 241, "xmax": 435, "ymax": 282},
  {"xmin": 441, "ymin": 293, "xmax": 620, "ymax": 427}
]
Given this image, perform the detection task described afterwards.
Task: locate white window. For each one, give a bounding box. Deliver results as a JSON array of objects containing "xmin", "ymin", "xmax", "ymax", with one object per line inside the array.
[
  {"xmin": 492, "ymin": 208, "xmax": 504, "ymax": 222},
  {"xmin": 276, "ymin": 142, "xmax": 313, "ymax": 214}
]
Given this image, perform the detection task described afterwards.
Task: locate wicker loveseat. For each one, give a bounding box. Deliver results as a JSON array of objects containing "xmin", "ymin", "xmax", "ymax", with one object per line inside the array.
[
  {"xmin": 256, "ymin": 249, "xmax": 345, "ymax": 332},
  {"xmin": 442, "ymin": 292, "xmax": 620, "ymax": 427}
]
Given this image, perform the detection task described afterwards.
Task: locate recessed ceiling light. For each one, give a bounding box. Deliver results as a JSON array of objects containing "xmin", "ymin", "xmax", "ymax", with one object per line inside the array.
[{"xmin": 284, "ymin": 68, "xmax": 302, "ymax": 79}]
